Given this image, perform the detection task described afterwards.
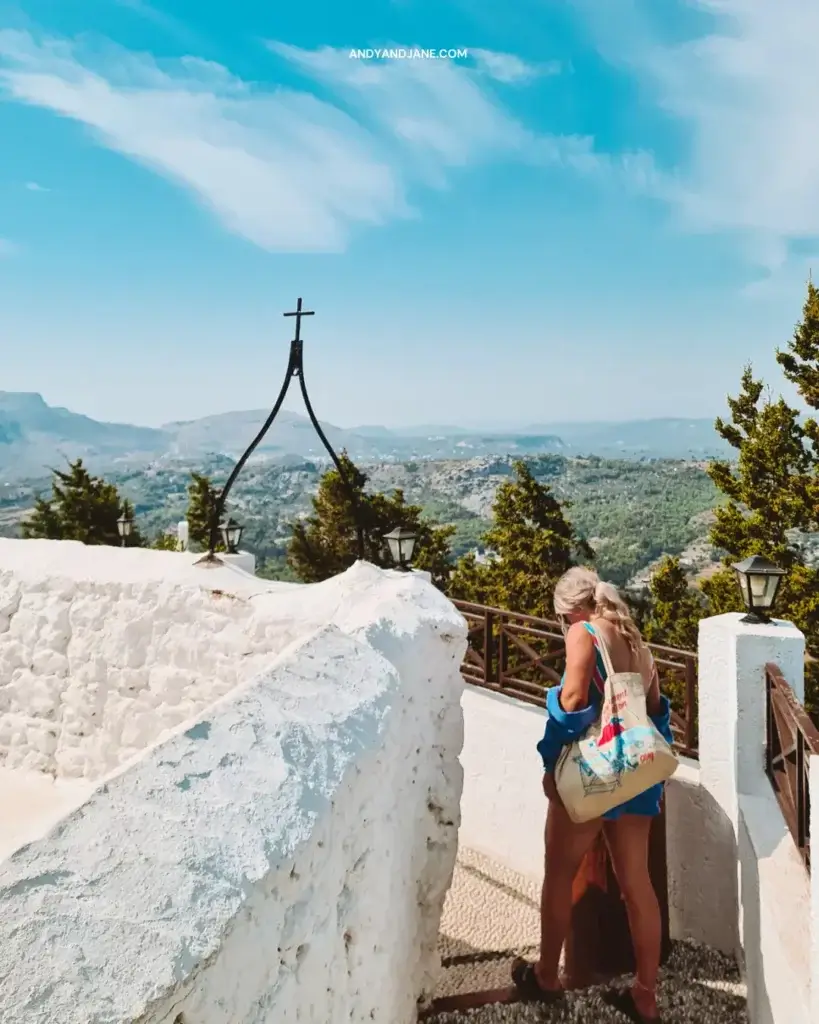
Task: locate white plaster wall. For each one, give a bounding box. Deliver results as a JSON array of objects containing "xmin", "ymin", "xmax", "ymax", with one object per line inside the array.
[
  {"xmin": 738, "ymin": 787, "xmax": 812, "ymax": 1024},
  {"xmin": 0, "ymin": 540, "xmax": 283, "ymax": 780},
  {"xmin": 0, "ymin": 547, "xmax": 467, "ymax": 1024},
  {"xmin": 459, "ymin": 687, "xmax": 547, "ymax": 883},
  {"xmin": 220, "ymin": 550, "xmax": 256, "ymax": 575},
  {"xmin": 664, "ymin": 760, "xmax": 740, "ymax": 953}
]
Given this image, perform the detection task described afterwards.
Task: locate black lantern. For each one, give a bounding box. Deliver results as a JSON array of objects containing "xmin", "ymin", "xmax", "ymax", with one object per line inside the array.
[
  {"xmin": 117, "ymin": 512, "xmax": 132, "ymax": 548},
  {"xmin": 732, "ymin": 555, "xmax": 786, "ymax": 624},
  {"xmin": 197, "ymin": 297, "xmax": 366, "ymax": 566},
  {"xmin": 220, "ymin": 518, "xmax": 243, "ymax": 554},
  {"xmin": 384, "ymin": 526, "xmax": 417, "ymax": 570}
]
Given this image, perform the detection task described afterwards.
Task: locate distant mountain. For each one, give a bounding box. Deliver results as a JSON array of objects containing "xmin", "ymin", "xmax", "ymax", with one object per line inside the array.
[
  {"xmin": 0, "ymin": 392, "xmax": 169, "ymax": 481},
  {"xmin": 519, "ymin": 418, "xmax": 727, "ymax": 458},
  {"xmin": 161, "ymin": 409, "xmax": 384, "ymax": 460},
  {"xmin": 0, "ymin": 392, "xmax": 729, "ymax": 482}
]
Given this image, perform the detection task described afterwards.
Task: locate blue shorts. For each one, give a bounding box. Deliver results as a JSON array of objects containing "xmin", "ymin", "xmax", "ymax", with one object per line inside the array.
[{"xmin": 602, "ymin": 782, "xmax": 664, "ymax": 821}]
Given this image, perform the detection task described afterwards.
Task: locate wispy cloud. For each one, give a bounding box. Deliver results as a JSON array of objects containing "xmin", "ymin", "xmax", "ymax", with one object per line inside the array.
[
  {"xmin": 114, "ymin": 0, "xmax": 205, "ymax": 50},
  {"xmin": 0, "ymin": 31, "xmax": 642, "ymax": 252},
  {"xmin": 0, "ymin": 238, "xmax": 17, "ymax": 257},
  {"xmin": 24, "ymin": 181, "xmax": 49, "ymax": 192},
  {"xmin": 265, "ymin": 43, "xmax": 638, "ymax": 188},
  {"xmin": 470, "ymin": 48, "xmax": 561, "ymax": 84},
  {"xmin": 576, "ymin": 0, "xmax": 819, "ymax": 270}
]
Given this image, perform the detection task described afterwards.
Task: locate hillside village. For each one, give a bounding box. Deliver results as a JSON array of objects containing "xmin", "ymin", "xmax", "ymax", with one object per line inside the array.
[{"xmin": 0, "ymin": 449, "xmax": 725, "ymax": 590}]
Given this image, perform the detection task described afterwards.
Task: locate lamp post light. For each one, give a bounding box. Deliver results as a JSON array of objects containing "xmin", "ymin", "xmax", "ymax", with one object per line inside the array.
[
  {"xmin": 732, "ymin": 554, "xmax": 786, "ymax": 624},
  {"xmin": 197, "ymin": 298, "xmax": 366, "ymax": 565},
  {"xmin": 220, "ymin": 518, "xmax": 243, "ymax": 555},
  {"xmin": 384, "ymin": 526, "xmax": 418, "ymax": 571},
  {"xmin": 117, "ymin": 511, "xmax": 132, "ymax": 549}
]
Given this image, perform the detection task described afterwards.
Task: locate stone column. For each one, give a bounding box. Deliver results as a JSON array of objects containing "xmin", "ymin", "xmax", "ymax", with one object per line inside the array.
[
  {"xmin": 220, "ymin": 551, "xmax": 256, "ymax": 575},
  {"xmin": 696, "ymin": 613, "xmax": 804, "ymax": 959}
]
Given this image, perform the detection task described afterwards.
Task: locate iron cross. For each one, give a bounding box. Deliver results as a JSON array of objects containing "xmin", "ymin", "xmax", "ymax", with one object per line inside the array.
[{"xmin": 283, "ymin": 297, "xmax": 315, "ymax": 342}]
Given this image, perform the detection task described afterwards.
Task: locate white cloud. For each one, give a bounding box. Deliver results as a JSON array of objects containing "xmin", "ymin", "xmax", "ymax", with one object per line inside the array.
[
  {"xmin": 0, "ymin": 238, "xmax": 17, "ymax": 256},
  {"xmin": 0, "ymin": 31, "xmax": 639, "ymax": 252},
  {"xmin": 24, "ymin": 181, "xmax": 49, "ymax": 191},
  {"xmin": 577, "ymin": 0, "xmax": 819, "ymax": 269},
  {"xmin": 470, "ymin": 48, "xmax": 561, "ymax": 84}
]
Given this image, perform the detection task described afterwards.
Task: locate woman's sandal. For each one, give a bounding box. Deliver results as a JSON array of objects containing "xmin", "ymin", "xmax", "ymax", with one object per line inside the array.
[
  {"xmin": 510, "ymin": 958, "xmax": 564, "ymax": 1003},
  {"xmin": 602, "ymin": 986, "xmax": 663, "ymax": 1023}
]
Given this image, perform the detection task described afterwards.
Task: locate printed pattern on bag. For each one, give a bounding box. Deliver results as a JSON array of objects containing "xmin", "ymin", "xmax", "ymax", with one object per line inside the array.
[
  {"xmin": 554, "ymin": 624, "xmax": 679, "ymax": 823},
  {"xmin": 574, "ymin": 724, "xmax": 662, "ymax": 799}
]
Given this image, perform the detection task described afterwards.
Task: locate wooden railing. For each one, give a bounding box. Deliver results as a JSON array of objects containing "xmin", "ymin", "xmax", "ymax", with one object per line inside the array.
[
  {"xmin": 765, "ymin": 664, "xmax": 819, "ymax": 870},
  {"xmin": 452, "ymin": 600, "xmax": 699, "ymax": 759}
]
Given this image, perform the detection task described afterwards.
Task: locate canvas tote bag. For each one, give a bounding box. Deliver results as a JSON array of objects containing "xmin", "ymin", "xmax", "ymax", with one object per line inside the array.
[{"xmin": 554, "ymin": 627, "xmax": 678, "ymax": 824}]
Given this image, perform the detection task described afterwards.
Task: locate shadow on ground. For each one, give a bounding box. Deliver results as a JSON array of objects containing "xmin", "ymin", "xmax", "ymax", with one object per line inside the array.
[{"xmin": 427, "ymin": 939, "xmax": 748, "ymax": 1023}]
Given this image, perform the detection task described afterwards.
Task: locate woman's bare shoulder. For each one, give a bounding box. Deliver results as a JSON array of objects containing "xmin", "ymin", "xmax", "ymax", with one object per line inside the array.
[{"xmin": 565, "ymin": 621, "xmax": 595, "ymax": 651}]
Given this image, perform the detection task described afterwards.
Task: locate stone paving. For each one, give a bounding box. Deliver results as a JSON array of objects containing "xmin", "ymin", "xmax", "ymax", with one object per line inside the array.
[{"xmin": 428, "ymin": 847, "xmax": 748, "ymax": 1023}]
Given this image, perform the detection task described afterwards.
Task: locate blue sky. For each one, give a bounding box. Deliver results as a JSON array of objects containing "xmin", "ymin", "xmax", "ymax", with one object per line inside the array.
[{"xmin": 1, "ymin": 0, "xmax": 817, "ymax": 429}]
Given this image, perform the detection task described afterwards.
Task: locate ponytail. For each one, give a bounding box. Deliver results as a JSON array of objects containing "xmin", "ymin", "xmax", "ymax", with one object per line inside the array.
[
  {"xmin": 593, "ymin": 580, "xmax": 643, "ymax": 654},
  {"xmin": 554, "ymin": 566, "xmax": 644, "ymax": 654}
]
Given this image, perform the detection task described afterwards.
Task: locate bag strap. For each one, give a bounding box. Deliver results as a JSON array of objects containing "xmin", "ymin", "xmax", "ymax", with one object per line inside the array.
[{"xmin": 588, "ymin": 622, "xmax": 617, "ymax": 679}]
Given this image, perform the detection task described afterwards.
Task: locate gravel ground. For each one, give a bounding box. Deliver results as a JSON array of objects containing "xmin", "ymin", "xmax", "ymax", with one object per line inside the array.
[
  {"xmin": 427, "ymin": 940, "xmax": 747, "ymax": 1023},
  {"xmin": 429, "ymin": 848, "xmax": 747, "ymax": 1024}
]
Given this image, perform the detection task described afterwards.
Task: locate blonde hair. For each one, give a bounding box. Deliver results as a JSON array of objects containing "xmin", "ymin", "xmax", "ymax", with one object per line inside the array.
[{"xmin": 553, "ymin": 566, "xmax": 643, "ymax": 654}]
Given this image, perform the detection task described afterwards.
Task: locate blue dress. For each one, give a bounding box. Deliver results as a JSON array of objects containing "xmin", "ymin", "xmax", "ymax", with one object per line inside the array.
[{"xmin": 536, "ymin": 622, "xmax": 673, "ymax": 820}]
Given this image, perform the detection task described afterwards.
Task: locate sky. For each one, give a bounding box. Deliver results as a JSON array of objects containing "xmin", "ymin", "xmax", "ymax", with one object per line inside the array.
[{"xmin": 1, "ymin": 0, "xmax": 818, "ymax": 429}]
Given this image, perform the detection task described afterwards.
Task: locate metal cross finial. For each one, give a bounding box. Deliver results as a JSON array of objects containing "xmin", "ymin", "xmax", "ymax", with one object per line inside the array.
[
  {"xmin": 283, "ymin": 297, "xmax": 315, "ymax": 343},
  {"xmin": 197, "ymin": 296, "xmax": 366, "ymax": 565}
]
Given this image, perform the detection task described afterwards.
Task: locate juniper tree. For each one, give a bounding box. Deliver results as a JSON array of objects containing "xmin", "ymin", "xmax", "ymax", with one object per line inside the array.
[
  {"xmin": 287, "ymin": 453, "xmax": 455, "ymax": 588},
  {"xmin": 642, "ymin": 556, "xmax": 706, "ymax": 652},
  {"xmin": 185, "ymin": 472, "xmax": 223, "ymax": 552},
  {"xmin": 22, "ymin": 459, "xmax": 144, "ymax": 547},
  {"xmin": 702, "ymin": 285, "xmax": 819, "ymax": 714},
  {"xmin": 448, "ymin": 459, "xmax": 593, "ymax": 618}
]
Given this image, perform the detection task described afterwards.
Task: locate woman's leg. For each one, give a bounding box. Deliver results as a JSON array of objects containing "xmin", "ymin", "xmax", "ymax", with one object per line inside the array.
[
  {"xmin": 603, "ymin": 814, "xmax": 661, "ymax": 1018},
  {"xmin": 535, "ymin": 799, "xmax": 602, "ymax": 989}
]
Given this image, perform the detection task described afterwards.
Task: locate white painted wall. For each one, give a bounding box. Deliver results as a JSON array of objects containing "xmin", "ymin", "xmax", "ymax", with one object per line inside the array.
[
  {"xmin": 220, "ymin": 550, "xmax": 256, "ymax": 575},
  {"xmin": 698, "ymin": 613, "xmax": 813, "ymax": 1024},
  {"xmin": 0, "ymin": 540, "xmax": 299, "ymax": 781},
  {"xmin": 459, "ymin": 687, "xmax": 547, "ymax": 882},
  {"xmin": 0, "ymin": 541, "xmax": 467, "ymax": 1024},
  {"xmin": 738, "ymin": 788, "xmax": 812, "ymax": 1024}
]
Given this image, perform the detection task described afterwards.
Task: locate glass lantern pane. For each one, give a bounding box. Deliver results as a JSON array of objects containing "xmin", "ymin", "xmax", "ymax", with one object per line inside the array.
[
  {"xmin": 749, "ymin": 574, "xmax": 768, "ymax": 599},
  {"xmin": 758, "ymin": 574, "xmax": 780, "ymax": 608}
]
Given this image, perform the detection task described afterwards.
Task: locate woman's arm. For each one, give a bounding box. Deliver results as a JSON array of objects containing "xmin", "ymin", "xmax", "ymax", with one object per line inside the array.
[{"xmin": 559, "ymin": 622, "xmax": 597, "ymax": 712}]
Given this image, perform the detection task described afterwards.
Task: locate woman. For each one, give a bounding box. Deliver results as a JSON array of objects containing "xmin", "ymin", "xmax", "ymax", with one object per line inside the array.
[{"xmin": 511, "ymin": 566, "xmax": 673, "ymax": 1024}]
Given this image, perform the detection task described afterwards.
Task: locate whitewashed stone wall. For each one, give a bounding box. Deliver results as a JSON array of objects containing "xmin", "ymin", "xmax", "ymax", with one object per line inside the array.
[{"xmin": 0, "ymin": 540, "xmax": 466, "ymax": 1024}]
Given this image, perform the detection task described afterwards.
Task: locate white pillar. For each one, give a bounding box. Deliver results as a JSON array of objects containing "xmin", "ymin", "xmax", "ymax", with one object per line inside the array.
[
  {"xmin": 220, "ymin": 551, "xmax": 256, "ymax": 575},
  {"xmin": 697, "ymin": 613, "xmax": 805, "ymax": 960},
  {"xmin": 699, "ymin": 613, "xmax": 804, "ymax": 825},
  {"xmin": 177, "ymin": 520, "xmax": 189, "ymax": 552}
]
